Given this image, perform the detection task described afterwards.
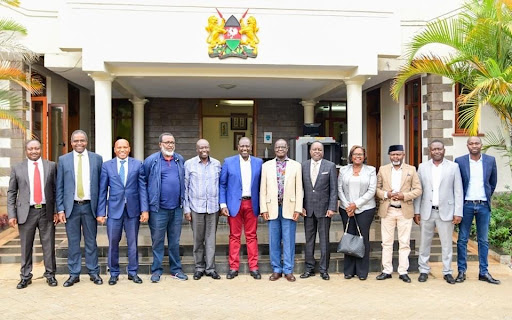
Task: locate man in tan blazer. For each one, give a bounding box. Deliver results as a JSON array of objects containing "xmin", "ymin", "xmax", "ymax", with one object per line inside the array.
[
  {"xmin": 375, "ymin": 145, "xmax": 422, "ymax": 283},
  {"xmin": 260, "ymin": 139, "xmax": 303, "ymax": 282}
]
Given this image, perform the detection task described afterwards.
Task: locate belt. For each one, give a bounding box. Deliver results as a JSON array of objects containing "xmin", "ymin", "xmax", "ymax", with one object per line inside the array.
[
  {"xmin": 432, "ymin": 206, "xmax": 439, "ymax": 210},
  {"xmin": 241, "ymin": 196, "xmax": 251, "ymax": 200},
  {"xmin": 74, "ymin": 200, "xmax": 91, "ymax": 205},
  {"xmin": 30, "ymin": 204, "xmax": 46, "ymax": 209},
  {"xmin": 465, "ymin": 200, "xmax": 487, "ymax": 204},
  {"xmin": 389, "ymin": 204, "xmax": 401, "ymax": 209}
]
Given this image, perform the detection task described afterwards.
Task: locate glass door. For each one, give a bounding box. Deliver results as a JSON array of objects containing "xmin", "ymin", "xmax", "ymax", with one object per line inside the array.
[
  {"xmin": 48, "ymin": 104, "xmax": 67, "ymax": 161},
  {"xmin": 31, "ymin": 97, "xmax": 48, "ymax": 158}
]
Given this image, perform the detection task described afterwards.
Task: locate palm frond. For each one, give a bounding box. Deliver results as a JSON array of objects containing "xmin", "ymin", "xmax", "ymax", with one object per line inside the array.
[
  {"xmin": 0, "ymin": 109, "xmax": 26, "ymax": 131},
  {"xmin": 0, "ymin": 19, "xmax": 27, "ymax": 34}
]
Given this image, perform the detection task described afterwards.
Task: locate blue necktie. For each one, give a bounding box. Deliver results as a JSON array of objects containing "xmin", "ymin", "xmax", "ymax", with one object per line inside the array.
[{"xmin": 119, "ymin": 160, "xmax": 126, "ymax": 186}]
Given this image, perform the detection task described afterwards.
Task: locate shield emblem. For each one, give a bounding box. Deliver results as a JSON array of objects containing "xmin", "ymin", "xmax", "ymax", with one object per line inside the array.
[{"xmin": 224, "ymin": 15, "xmax": 241, "ymax": 51}]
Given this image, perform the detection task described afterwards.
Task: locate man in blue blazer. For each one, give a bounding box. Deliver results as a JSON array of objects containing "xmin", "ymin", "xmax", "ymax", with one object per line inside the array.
[
  {"xmin": 97, "ymin": 139, "xmax": 149, "ymax": 285},
  {"xmin": 455, "ymin": 136, "xmax": 499, "ymax": 284},
  {"xmin": 219, "ymin": 137, "xmax": 263, "ymax": 280},
  {"xmin": 56, "ymin": 130, "xmax": 103, "ymax": 287}
]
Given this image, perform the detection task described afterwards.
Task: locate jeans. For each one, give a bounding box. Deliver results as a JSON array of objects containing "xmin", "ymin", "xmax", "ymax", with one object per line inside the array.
[
  {"xmin": 149, "ymin": 207, "xmax": 184, "ymax": 275},
  {"xmin": 457, "ymin": 202, "xmax": 490, "ymax": 275},
  {"xmin": 268, "ymin": 206, "xmax": 297, "ymax": 274}
]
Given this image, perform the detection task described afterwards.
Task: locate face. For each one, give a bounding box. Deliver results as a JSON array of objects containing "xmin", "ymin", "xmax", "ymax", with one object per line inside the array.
[
  {"xmin": 71, "ymin": 133, "xmax": 88, "ymax": 153},
  {"xmin": 274, "ymin": 140, "xmax": 288, "ymax": 160},
  {"xmin": 351, "ymin": 147, "xmax": 365, "ymax": 165},
  {"xmin": 389, "ymin": 151, "xmax": 405, "ymax": 166},
  {"xmin": 159, "ymin": 135, "xmax": 175, "ymax": 157},
  {"xmin": 467, "ymin": 137, "xmax": 482, "ymax": 155},
  {"xmin": 309, "ymin": 142, "xmax": 324, "ymax": 161},
  {"xmin": 196, "ymin": 139, "xmax": 210, "ymax": 160},
  {"xmin": 430, "ymin": 142, "xmax": 445, "ymax": 162},
  {"xmin": 238, "ymin": 137, "xmax": 252, "ymax": 160},
  {"xmin": 114, "ymin": 139, "xmax": 130, "ymax": 160},
  {"xmin": 26, "ymin": 141, "xmax": 41, "ymax": 161}
]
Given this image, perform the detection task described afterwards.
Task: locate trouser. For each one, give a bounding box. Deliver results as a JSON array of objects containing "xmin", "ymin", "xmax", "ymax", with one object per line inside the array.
[
  {"xmin": 228, "ymin": 199, "xmax": 259, "ymax": 271},
  {"xmin": 418, "ymin": 208, "xmax": 454, "ymax": 275},
  {"xmin": 191, "ymin": 211, "xmax": 219, "ymax": 273},
  {"xmin": 381, "ymin": 207, "xmax": 412, "ymax": 275}
]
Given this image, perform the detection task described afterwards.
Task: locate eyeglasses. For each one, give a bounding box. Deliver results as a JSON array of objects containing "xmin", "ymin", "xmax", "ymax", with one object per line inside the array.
[
  {"xmin": 275, "ymin": 146, "xmax": 288, "ymax": 150},
  {"xmin": 161, "ymin": 141, "xmax": 175, "ymax": 145},
  {"xmin": 352, "ymin": 153, "xmax": 364, "ymax": 157}
]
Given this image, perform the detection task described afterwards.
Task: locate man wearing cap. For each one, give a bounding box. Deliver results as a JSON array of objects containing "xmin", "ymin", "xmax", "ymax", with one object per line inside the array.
[{"xmin": 375, "ymin": 144, "xmax": 422, "ymax": 283}]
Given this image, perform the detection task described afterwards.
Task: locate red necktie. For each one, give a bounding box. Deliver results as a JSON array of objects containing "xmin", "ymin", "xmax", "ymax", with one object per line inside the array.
[{"xmin": 33, "ymin": 162, "xmax": 42, "ymax": 204}]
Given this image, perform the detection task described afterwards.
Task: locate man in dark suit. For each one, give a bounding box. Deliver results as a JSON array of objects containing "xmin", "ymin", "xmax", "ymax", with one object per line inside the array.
[
  {"xmin": 56, "ymin": 130, "xmax": 103, "ymax": 287},
  {"xmin": 97, "ymin": 139, "xmax": 149, "ymax": 285},
  {"xmin": 7, "ymin": 140, "xmax": 58, "ymax": 289},
  {"xmin": 219, "ymin": 137, "xmax": 263, "ymax": 280},
  {"xmin": 300, "ymin": 142, "xmax": 337, "ymax": 280},
  {"xmin": 455, "ymin": 136, "xmax": 499, "ymax": 284}
]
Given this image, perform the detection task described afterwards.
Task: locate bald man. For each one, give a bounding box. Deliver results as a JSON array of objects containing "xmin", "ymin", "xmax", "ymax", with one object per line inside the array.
[{"xmin": 97, "ymin": 139, "xmax": 149, "ymax": 285}]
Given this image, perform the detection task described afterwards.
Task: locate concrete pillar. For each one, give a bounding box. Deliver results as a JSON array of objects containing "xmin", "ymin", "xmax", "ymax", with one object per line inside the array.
[
  {"xmin": 90, "ymin": 72, "xmax": 115, "ymax": 160},
  {"xmin": 129, "ymin": 97, "xmax": 148, "ymax": 160},
  {"xmin": 300, "ymin": 100, "xmax": 317, "ymax": 124},
  {"xmin": 345, "ymin": 78, "xmax": 366, "ymax": 148}
]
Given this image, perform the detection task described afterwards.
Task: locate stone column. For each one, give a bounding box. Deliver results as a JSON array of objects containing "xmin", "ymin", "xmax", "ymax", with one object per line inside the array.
[
  {"xmin": 300, "ymin": 100, "xmax": 316, "ymax": 124},
  {"xmin": 90, "ymin": 72, "xmax": 115, "ymax": 160},
  {"xmin": 129, "ymin": 97, "xmax": 148, "ymax": 160},
  {"xmin": 345, "ymin": 78, "xmax": 365, "ymax": 148}
]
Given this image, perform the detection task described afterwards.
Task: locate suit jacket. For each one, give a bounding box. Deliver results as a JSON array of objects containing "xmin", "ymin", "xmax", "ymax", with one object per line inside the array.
[
  {"xmin": 7, "ymin": 159, "xmax": 57, "ymax": 224},
  {"xmin": 302, "ymin": 159, "xmax": 337, "ymax": 218},
  {"xmin": 219, "ymin": 155, "xmax": 263, "ymax": 217},
  {"xmin": 97, "ymin": 157, "xmax": 149, "ymax": 219},
  {"xmin": 455, "ymin": 153, "xmax": 497, "ymax": 210},
  {"xmin": 56, "ymin": 150, "xmax": 103, "ymax": 218},
  {"xmin": 260, "ymin": 158, "xmax": 303, "ymax": 220},
  {"xmin": 338, "ymin": 164, "xmax": 377, "ymax": 213},
  {"xmin": 376, "ymin": 163, "xmax": 422, "ymax": 219},
  {"xmin": 414, "ymin": 159, "xmax": 463, "ymax": 221}
]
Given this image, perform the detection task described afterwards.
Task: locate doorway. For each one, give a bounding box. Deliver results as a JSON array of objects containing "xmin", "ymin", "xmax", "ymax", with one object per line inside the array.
[
  {"xmin": 30, "ymin": 97, "xmax": 67, "ymax": 161},
  {"xmin": 404, "ymin": 78, "xmax": 422, "ymax": 168},
  {"xmin": 366, "ymin": 88, "xmax": 381, "ymax": 168}
]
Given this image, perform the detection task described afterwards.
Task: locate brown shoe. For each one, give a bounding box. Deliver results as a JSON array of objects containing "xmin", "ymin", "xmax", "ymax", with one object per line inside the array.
[
  {"xmin": 269, "ymin": 272, "xmax": 282, "ymax": 281},
  {"xmin": 284, "ymin": 273, "xmax": 296, "ymax": 282}
]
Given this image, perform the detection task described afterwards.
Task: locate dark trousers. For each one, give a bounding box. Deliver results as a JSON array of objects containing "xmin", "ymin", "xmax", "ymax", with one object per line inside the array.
[
  {"xmin": 19, "ymin": 206, "xmax": 56, "ymax": 280},
  {"xmin": 107, "ymin": 208, "xmax": 140, "ymax": 276},
  {"xmin": 340, "ymin": 208, "xmax": 375, "ymax": 278},
  {"xmin": 304, "ymin": 214, "xmax": 331, "ymax": 273},
  {"xmin": 65, "ymin": 202, "xmax": 99, "ymax": 276},
  {"xmin": 191, "ymin": 211, "xmax": 219, "ymax": 273}
]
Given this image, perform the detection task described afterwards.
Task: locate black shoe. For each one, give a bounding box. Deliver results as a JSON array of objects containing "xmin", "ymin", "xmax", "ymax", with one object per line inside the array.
[
  {"xmin": 250, "ymin": 270, "xmax": 261, "ymax": 280},
  {"xmin": 455, "ymin": 271, "xmax": 466, "ymax": 283},
  {"xmin": 46, "ymin": 277, "xmax": 58, "ymax": 287},
  {"xmin": 399, "ymin": 274, "xmax": 411, "ymax": 283},
  {"xmin": 300, "ymin": 270, "xmax": 315, "ymax": 279},
  {"xmin": 16, "ymin": 278, "xmax": 32, "ymax": 289},
  {"xmin": 444, "ymin": 274, "xmax": 456, "ymax": 284},
  {"xmin": 358, "ymin": 276, "xmax": 367, "ymax": 281},
  {"xmin": 108, "ymin": 276, "xmax": 118, "ymax": 285},
  {"xmin": 63, "ymin": 275, "xmax": 80, "ymax": 287},
  {"xmin": 320, "ymin": 272, "xmax": 330, "ymax": 280},
  {"xmin": 193, "ymin": 271, "xmax": 204, "ymax": 280},
  {"xmin": 418, "ymin": 273, "xmax": 428, "ymax": 282},
  {"xmin": 479, "ymin": 273, "xmax": 500, "ymax": 285},
  {"xmin": 128, "ymin": 274, "xmax": 143, "ymax": 284},
  {"xmin": 344, "ymin": 274, "xmax": 354, "ymax": 279},
  {"xmin": 89, "ymin": 274, "xmax": 103, "ymax": 285},
  {"xmin": 206, "ymin": 271, "xmax": 221, "ymax": 279},
  {"xmin": 226, "ymin": 270, "xmax": 238, "ymax": 280},
  {"xmin": 376, "ymin": 273, "xmax": 392, "ymax": 280}
]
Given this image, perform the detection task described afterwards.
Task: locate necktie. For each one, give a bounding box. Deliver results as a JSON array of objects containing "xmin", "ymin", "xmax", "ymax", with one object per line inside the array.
[
  {"xmin": 77, "ymin": 154, "xmax": 84, "ymax": 199},
  {"xmin": 33, "ymin": 162, "xmax": 42, "ymax": 204},
  {"xmin": 119, "ymin": 160, "xmax": 126, "ymax": 186},
  {"xmin": 312, "ymin": 162, "xmax": 319, "ymax": 186}
]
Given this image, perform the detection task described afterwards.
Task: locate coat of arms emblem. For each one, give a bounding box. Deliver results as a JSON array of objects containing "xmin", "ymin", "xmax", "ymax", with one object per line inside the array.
[{"xmin": 205, "ymin": 9, "xmax": 259, "ymax": 59}]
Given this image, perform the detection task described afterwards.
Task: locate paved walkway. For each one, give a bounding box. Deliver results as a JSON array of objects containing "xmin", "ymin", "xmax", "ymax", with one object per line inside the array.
[{"xmin": 0, "ymin": 259, "xmax": 511, "ymax": 319}]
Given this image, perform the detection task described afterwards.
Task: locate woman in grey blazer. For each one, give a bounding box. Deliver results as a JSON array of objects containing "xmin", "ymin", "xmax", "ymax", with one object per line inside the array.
[{"xmin": 338, "ymin": 145, "xmax": 377, "ymax": 280}]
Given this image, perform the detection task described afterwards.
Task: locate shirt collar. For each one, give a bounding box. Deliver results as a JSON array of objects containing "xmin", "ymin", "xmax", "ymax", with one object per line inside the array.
[
  {"xmin": 239, "ymin": 155, "xmax": 251, "ymax": 163},
  {"xmin": 73, "ymin": 149, "xmax": 88, "ymax": 157},
  {"xmin": 469, "ymin": 154, "xmax": 482, "ymax": 163},
  {"xmin": 117, "ymin": 157, "xmax": 128, "ymax": 164},
  {"xmin": 27, "ymin": 157, "xmax": 43, "ymax": 165},
  {"xmin": 197, "ymin": 155, "xmax": 210, "ymax": 164},
  {"xmin": 276, "ymin": 157, "xmax": 289, "ymax": 162},
  {"xmin": 311, "ymin": 159, "xmax": 322, "ymax": 165},
  {"xmin": 430, "ymin": 158, "xmax": 445, "ymax": 166}
]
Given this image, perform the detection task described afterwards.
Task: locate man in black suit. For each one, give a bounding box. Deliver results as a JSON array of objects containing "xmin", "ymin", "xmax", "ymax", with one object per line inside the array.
[
  {"xmin": 7, "ymin": 140, "xmax": 58, "ymax": 289},
  {"xmin": 300, "ymin": 142, "xmax": 338, "ymax": 280}
]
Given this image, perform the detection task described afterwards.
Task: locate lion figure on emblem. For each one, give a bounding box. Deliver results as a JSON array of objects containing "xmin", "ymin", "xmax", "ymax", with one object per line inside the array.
[
  {"xmin": 206, "ymin": 16, "xmax": 226, "ymax": 54},
  {"xmin": 240, "ymin": 16, "xmax": 259, "ymax": 54}
]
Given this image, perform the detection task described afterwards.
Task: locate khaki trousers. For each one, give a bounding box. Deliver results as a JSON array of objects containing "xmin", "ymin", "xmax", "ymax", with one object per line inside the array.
[{"xmin": 381, "ymin": 206, "xmax": 412, "ymax": 275}]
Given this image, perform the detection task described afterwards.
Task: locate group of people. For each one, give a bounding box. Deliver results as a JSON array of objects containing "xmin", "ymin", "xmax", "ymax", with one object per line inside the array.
[{"xmin": 7, "ymin": 129, "xmax": 499, "ymax": 289}]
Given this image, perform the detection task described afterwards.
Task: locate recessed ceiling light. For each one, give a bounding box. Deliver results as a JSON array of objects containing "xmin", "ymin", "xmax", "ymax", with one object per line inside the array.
[{"xmin": 218, "ymin": 84, "xmax": 236, "ymax": 89}]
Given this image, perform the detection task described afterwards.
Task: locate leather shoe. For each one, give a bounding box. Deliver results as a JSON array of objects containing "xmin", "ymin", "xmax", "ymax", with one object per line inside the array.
[
  {"xmin": 226, "ymin": 270, "xmax": 238, "ymax": 280},
  {"xmin": 376, "ymin": 272, "xmax": 392, "ymax": 280},
  {"xmin": 16, "ymin": 278, "xmax": 32, "ymax": 289},
  {"xmin": 418, "ymin": 273, "xmax": 428, "ymax": 282},
  {"xmin": 250, "ymin": 270, "xmax": 262, "ymax": 280},
  {"xmin": 444, "ymin": 274, "xmax": 455, "ymax": 284},
  {"xmin": 300, "ymin": 270, "xmax": 315, "ymax": 279},
  {"xmin": 269, "ymin": 272, "xmax": 282, "ymax": 281},
  {"xmin": 128, "ymin": 274, "xmax": 143, "ymax": 284},
  {"xmin": 455, "ymin": 271, "xmax": 466, "ymax": 283},
  {"xmin": 344, "ymin": 274, "xmax": 354, "ymax": 279},
  {"xmin": 359, "ymin": 276, "xmax": 367, "ymax": 281},
  {"xmin": 193, "ymin": 271, "xmax": 204, "ymax": 280},
  {"xmin": 399, "ymin": 274, "xmax": 411, "ymax": 283},
  {"xmin": 206, "ymin": 271, "xmax": 221, "ymax": 279},
  {"xmin": 479, "ymin": 273, "xmax": 500, "ymax": 285},
  {"xmin": 89, "ymin": 274, "xmax": 103, "ymax": 285},
  {"xmin": 63, "ymin": 276, "xmax": 80, "ymax": 287},
  {"xmin": 320, "ymin": 272, "xmax": 330, "ymax": 280},
  {"xmin": 284, "ymin": 273, "xmax": 296, "ymax": 282},
  {"xmin": 46, "ymin": 277, "xmax": 58, "ymax": 287},
  {"xmin": 108, "ymin": 276, "xmax": 118, "ymax": 285}
]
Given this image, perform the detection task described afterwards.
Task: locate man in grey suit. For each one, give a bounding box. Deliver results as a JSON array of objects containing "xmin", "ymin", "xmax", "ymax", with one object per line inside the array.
[
  {"xmin": 300, "ymin": 142, "xmax": 338, "ymax": 280},
  {"xmin": 414, "ymin": 140, "xmax": 463, "ymax": 284},
  {"xmin": 7, "ymin": 140, "xmax": 58, "ymax": 289},
  {"xmin": 56, "ymin": 130, "xmax": 103, "ymax": 287}
]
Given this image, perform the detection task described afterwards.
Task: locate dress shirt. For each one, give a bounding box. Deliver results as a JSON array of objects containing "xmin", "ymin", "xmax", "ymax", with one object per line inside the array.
[
  {"xmin": 239, "ymin": 155, "xmax": 252, "ymax": 197},
  {"xmin": 431, "ymin": 159, "xmax": 444, "ymax": 206},
  {"xmin": 117, "ymin": 157, "xmax": 128, "ymax": 186},
  {"xmin": 466, "ymin": 155, "xmax": 487, "ymax": 200},
  {"xmin": 184, "ymin": 156, "xmax": 221, "ymax": 214},
  {"xmin": 310, "ymin": 159, "xmax": 322, "ymax": 179},
  {"xmin": 27, "ymin": 157, "xmax": 46, "ymax": 205},
  {"xmin": 276, "ymin": 157, "xmax": 288, "ymax": 205},
  {"xmin": 387, "ymin": 164, "xmax": 402, "ymax": 206},
  {"xmin": 73, "ymin": 149, "xmax": 91, "ymax": 201}
]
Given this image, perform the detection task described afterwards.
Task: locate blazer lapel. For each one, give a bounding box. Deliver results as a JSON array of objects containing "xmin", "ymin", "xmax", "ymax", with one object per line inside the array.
[
  {"xmin": 42, "ymin": 159, "xmax": 50, "ymax": 188},
  {"xmin": 111, "ymin": 159, "xmax": 122, "ymax": 186},
  {"xmin": 21, "ymin": 159, "xmax": 29, "ymax": 187},
  {"xmin": 400, "ymin": 164, "xmax": 408, "ymax": 189}
]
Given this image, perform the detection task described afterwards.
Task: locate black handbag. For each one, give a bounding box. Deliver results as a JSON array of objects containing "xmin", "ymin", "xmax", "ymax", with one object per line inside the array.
[{"xmin": 336, "ymin": 215, "xmax": 365, "ymax": 258}]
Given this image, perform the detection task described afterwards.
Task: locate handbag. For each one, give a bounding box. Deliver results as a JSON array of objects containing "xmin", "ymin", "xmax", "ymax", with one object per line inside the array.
[{"xmin": 336, "ymin": 215, "xmax": 365, "ymax": 258}]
